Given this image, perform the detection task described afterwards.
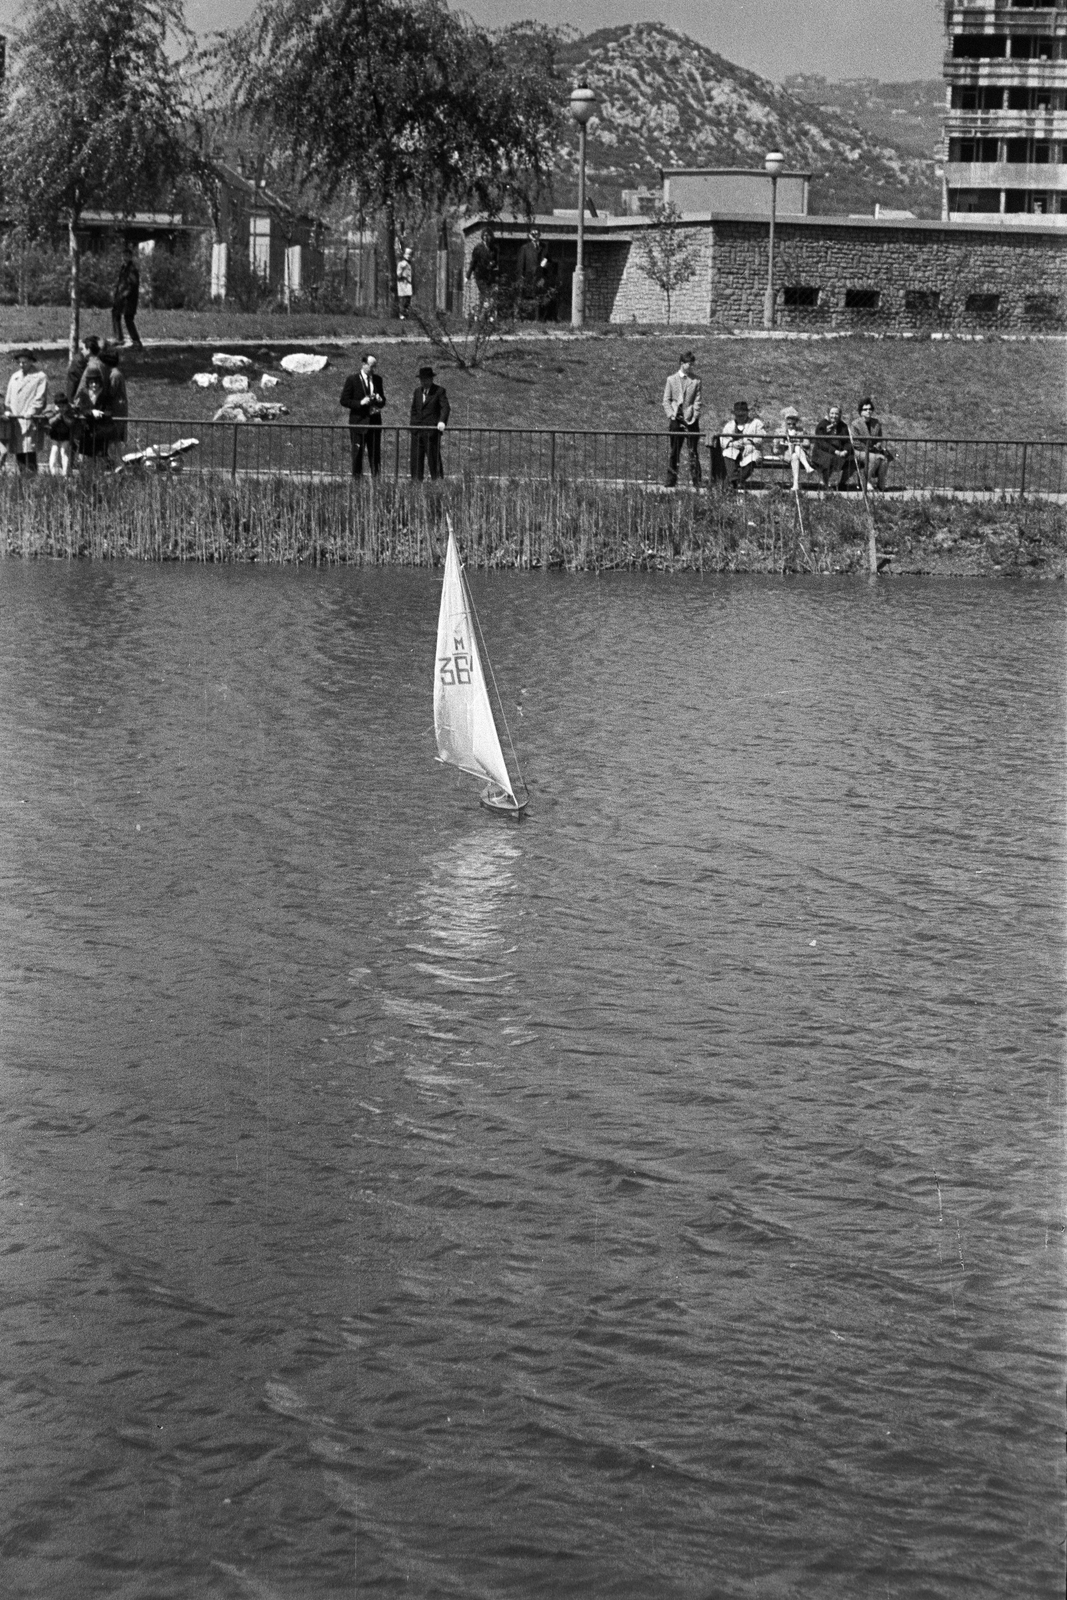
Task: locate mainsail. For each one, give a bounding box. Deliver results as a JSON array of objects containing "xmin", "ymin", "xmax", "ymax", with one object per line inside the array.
[{"xmin": 434, "ymin": 528, "xmax": 517, "ymax": 803}]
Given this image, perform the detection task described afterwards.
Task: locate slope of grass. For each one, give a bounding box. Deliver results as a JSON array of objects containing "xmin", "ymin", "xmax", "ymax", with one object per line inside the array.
[{"xmin": 6, "ymin": 327, "xmax": 1064, "ymax": 451}]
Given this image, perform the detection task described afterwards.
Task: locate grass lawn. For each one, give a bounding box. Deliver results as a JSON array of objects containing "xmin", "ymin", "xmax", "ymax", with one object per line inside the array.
[
  {"xmin": 0, "ymin": 305, "xmax": 401, "ymax": 347},
  {"xmin": 4, "ymin": 310, "xmax": 1064, "ymax": 442}
]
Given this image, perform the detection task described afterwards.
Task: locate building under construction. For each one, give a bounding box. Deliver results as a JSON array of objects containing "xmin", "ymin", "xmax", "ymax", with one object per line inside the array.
[{"xmin": 941, "ymin": 0, "xmax": 1067, "ymax": 223}]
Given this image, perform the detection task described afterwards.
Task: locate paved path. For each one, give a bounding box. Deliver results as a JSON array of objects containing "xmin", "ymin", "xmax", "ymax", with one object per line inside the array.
[{"xmin": 2, "ymin": 328, "xmax": 1064, "ymax": 357}]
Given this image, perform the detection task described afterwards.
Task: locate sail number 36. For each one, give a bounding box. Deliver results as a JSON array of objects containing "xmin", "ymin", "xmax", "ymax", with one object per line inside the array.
[{"xmin": 439, "ymin": 651, "xmax": 473, "ymax": 686}]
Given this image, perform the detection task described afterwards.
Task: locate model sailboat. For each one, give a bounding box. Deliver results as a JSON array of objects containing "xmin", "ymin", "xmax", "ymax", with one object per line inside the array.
[{"xmin": 434, "ymin": 520, "xmax": 529, "ymax": 818}]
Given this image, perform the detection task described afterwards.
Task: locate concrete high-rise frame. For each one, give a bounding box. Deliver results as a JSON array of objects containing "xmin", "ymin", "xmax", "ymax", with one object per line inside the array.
[{"xmin": 941, "ymin": 0, "xmax": 1067, "ymax": 224}]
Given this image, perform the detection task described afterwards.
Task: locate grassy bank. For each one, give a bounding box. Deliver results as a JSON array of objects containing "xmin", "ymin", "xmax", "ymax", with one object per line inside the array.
[
  {"xmin": 0, "ymin": 305, "xmax": 399, "ymax": 346},
  {"xmin": 1, "ymin": 475, "xmax": 1062, "ymax": 577},
  {"xmin": 4, "ymin": 324, "xmax": 1065, "ymax": 444}
]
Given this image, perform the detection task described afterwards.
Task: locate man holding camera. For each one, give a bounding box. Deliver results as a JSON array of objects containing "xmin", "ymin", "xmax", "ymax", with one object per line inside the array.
[{"xmin": 340, "ymin": 352, "xmax": 386, "ymax": 477}]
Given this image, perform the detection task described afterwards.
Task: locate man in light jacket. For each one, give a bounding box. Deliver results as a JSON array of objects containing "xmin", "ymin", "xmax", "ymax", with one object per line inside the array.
[
  {"xmin": 663, "ymin": 350, "xmax": 702, "ymax": 488},
  {"xmin": 4, "ymin": 350, "xmax": 48, "ymax": 474},
  {"xmin": 720, "ymin": 399, "xmax": 766, "ymax": 489}
]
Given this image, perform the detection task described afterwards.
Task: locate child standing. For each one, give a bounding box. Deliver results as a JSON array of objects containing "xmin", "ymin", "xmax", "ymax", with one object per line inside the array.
[{"xmin": 47, "ymin": 392, "xmax": 79, "ymax": 476}]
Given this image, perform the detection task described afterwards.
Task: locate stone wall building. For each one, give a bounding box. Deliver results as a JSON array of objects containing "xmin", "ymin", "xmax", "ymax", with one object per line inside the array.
[{"xmin": 463, "ymin": 213, "xmax": 1067, "ymax": 331}]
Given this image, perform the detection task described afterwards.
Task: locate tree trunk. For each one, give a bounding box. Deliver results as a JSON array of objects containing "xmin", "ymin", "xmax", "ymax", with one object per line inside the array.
[
  {"xmin": 383, "ymin": 197, "xmax": 399, "ymax": 319},
  {"xmin": 68, "ymin": 211, "xmax": 81, "ymax": 364}
]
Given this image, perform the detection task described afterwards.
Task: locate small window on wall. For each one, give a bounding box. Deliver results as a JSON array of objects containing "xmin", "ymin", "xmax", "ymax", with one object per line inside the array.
[
  {"xmin": 965, "ymin": 293, "xmax": 1001, "ymax": 317},
  {"xmin": 949, "ymin": 188, "xmax": 1002, "ymax": 212},
  {"xmin": 1004, "ymin": 190, "xmax": 1050, "ymax": 212},
  {"xmin": 1024, "ymin": 294, "xmax": 1065, "ymax": 323},
  {"xmin": 954, "ymin": 85, "xmax": 1004, "ymax": 111},
  {"xmin": 952, "ymin": 34, "xmax": 1006, "ymax": 59},
  {"xmin": 952, "ymin": 138, "xmax": 1000, "ymax": 162},
  {"xmin": 783, "ymin": 285, "xmax": 819, "ymax": 308},
  {"xmin": 844, "ymin": 289, "xmax": 881, "ymax": 310},
  {"xmin": 904, "ymin": 290, "xmax": 940, "ymax": 315},
  {"xmin": 250, "ymin": 214, "xmax": 271, "ymax": 278},
  {"xmin": 1010, "ymin": 35, "xmax": 1056, "ymax": 59}
]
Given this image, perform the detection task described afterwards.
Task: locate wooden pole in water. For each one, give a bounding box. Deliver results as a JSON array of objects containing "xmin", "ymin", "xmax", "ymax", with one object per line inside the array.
[{"xmin": 857, "ymin": 452, "xmax": 878, "ymax": 574}]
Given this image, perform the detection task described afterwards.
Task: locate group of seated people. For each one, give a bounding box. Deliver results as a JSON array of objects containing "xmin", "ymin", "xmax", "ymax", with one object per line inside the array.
[
  {"xmin": 664, "ymin": 353, "xmax": 896, "ymax": 493},
  {"xmin": 2, "ymin": 337, "xmax": 128, "ymax": 475},
  {"xmin": 719, "ymin": 397, "xmax": 894, "ymax": 492}
]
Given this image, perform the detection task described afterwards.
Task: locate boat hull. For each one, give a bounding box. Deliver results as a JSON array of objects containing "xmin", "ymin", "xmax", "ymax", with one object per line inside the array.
[{"xmin": 479, "ymin": 784, "xmax": 528, "ymax": 820}]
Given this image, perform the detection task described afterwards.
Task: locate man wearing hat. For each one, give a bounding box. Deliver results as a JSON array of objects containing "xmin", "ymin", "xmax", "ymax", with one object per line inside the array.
[
  {"xmin": 409, "ymin": 364, "xmax": 450, "ymax": 479},
  {"xmin": 662, "ymin": 351, "xmax": 702, "ymax": 488},
  {"xmin": 3, "ymin": 350, "xmax": 48, "ymax": 473},
  {"xmin": 719, "ymin": 400, "xmax": 766, "ymax": 489}
]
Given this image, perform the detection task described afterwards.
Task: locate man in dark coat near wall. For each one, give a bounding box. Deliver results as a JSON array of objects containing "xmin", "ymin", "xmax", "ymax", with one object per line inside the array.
[{"xmin": 409, "ymin": 364, "xmax": 450, "ymax": 479}]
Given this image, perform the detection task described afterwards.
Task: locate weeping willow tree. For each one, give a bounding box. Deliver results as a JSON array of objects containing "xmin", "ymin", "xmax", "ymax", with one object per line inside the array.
[
  {"xmin": 220, "ymin": 0, "xmax": 562, "ymax": 316},
  {"xmin": 0, "ymin": 0, "xmax": 193, "ymax": 358}
]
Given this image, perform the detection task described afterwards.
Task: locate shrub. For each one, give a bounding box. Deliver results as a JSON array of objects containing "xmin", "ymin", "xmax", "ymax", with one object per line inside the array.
[
  {"xmin": 279, "ymin": 271, "xmax": 360, "ymax": 316},
  {"xmin": 220, "ymin": 249, "xmax": 275, "ymax": 313},
  {"xmin": 0, "ymin": 242, "xmax": 127, "ymax": 308},
  {"xmin": 143, "ymin": 250, "xmax": 209, "ymax": 311}
]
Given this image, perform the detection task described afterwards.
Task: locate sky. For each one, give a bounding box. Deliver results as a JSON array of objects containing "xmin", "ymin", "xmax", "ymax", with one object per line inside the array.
[{"xmin": 0, "ymin": 1, "xmax": 945, "ymax": 85}]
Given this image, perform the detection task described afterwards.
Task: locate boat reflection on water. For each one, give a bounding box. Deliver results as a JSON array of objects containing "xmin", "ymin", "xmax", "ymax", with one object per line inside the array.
[{"xmin": 413, "ymin": 828, "xmax": 522, "ymax": 971}]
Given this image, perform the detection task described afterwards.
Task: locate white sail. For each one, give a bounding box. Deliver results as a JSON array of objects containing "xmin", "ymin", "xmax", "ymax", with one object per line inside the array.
[{"xmin": 434, "ymin": 530, "xmax": 516, "ymax": 801}]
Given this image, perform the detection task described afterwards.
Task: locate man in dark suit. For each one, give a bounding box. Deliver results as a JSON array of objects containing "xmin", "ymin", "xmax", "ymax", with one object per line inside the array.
[
  {"xmin": 409, "ymin": 364, "xmax": 450, "ymax": 479},
  {"xmin": 111, "ymin": 246, "xmax": 143, "ymax": 348},
  {"xmin": 515, "ymin": 229, "xmax": 542, "ymax": 319},
  {"xmin": 339, "ymin": 352, "xmax": 386, "ymax": 476}
]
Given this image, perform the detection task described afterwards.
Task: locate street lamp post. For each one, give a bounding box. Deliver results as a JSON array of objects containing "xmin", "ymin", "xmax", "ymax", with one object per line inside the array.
[
  {"xmin": 569, "ymin": 81, "xmax": 598, "ymax": 328},
  {"xmin": 763, "ymin": 150, "xmax": 784, "ymax": 330}
]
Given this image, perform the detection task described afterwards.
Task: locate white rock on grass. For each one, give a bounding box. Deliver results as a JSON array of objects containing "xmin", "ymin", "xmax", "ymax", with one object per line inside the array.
[
  {"xmin": 280, "ymin": 352, "xmax": 328, "ymax": 375},
  {"xmin": 212, "ymin": 352, "xmax": 253, "ymax": 369},
  {"xmin": 212, "ymin": 394, "xmax": 289, "ymax": 423},
  {"xmin": 191, "ymin": 372, "xmax": 219, "ymax": 387},
  {"xmin": 260, "ymin": 374, "xmax": 281, "ymax": 388},
  {"xmin": 222, "ymin": 373, "xmax": 250, "ymax": 392}
]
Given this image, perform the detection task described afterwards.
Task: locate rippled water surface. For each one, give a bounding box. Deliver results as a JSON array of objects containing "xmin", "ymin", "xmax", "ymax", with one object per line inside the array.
[{"xmin": 0, "ymin": 564, "xmax": 1063, "ymax": 1600}]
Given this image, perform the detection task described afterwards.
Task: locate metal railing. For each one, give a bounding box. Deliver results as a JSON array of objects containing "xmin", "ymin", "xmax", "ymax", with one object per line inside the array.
[{"xmin": 20, "ymin": 416, "xmax": 1067, "ymax": 496}]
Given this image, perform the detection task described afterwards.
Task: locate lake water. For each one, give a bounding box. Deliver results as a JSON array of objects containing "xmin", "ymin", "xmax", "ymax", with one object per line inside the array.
[{"xmin": 0, "ymin": 563, "xmax": 1063, "ymax": 1600}]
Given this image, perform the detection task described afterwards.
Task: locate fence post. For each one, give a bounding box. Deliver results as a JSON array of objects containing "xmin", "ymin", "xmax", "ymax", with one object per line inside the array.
[
  {"xmin": 1019, "ymin": 441, "xmax": 1028, "ymax": 498},
  {"xmin": 231, "ymin": 424, "xmax": 239, "ymax": 481},
  {"xmin": 394, "ymin": 428, "xmax": 400, "ymax": 481},
  {"xmin": 549, "ymin": 430, "xmax": 556, "ymax": 481}
]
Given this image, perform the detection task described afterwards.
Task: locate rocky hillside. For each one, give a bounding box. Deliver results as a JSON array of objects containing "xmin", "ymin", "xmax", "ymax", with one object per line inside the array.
[
  {"xmin": 783, "ymin": 76, "xmax": 944, "ymax": 161},
  {"xmin": 554, "ymin": 25, "xmax": 942, "ymax": 218}
]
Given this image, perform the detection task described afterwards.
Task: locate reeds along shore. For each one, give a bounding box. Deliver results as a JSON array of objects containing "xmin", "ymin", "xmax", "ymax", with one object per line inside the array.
[{"xmin": 0, "ymin": 474, "xmax": 1062, "ymax": 577}]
